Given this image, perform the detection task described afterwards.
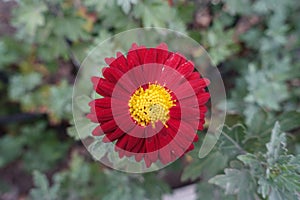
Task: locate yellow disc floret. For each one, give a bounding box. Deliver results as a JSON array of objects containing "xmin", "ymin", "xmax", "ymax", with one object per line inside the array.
[{"xmin": 128, "ymin": 83, "xmax": 175, "ymax": 128}]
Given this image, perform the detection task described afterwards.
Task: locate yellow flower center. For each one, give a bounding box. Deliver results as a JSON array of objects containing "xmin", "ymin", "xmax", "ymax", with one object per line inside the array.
[{"xmin": 128, "ymin": 83, "xmax": 176, "ymax": 128}]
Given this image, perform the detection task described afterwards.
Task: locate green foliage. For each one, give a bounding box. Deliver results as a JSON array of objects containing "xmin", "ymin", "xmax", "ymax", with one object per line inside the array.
[
  {"xmin": 202, "ymin": 20, "xmax": 239, "ymax": 65},
  {"xmin": 245, "ymin": 64, "xmax": 289, "ymax": 110},
  {"xmin": 21, "ymin": 122, "xmax": 70, "ymax": 172},
  {"xmin": 209, "ymin": 122, "xmax": 300, "ymax": 200},
  {"xmin": 30, "ymin": 171, "xmax": 61, "ymax": 200},
  {"xmin": 29, "ymin": 153, "xmax": 170, "ymax": 200},
  {"xmin": 8, "ymin": 73, "xmax": 42, "ymax": 101},
  {"xmin": 12, "ymin": 0, "xmax": 47, "ymax": 39},
  {"xmin": 117, "ymin": 0, "xmax": 138, "ymax": 14},
  {"xmin": 182, "ymin": 125, "xmax": 247, "ymax": 182},
  {"xmin": 48, "ymin": 80, "xmax": 72, "ymax": 122},
  {"xmin": 209, "ymin": 168, "xmax": 257, "ymax": 200},
  {"xmin": 1, "ymin": 0, "xmax": 300, "ymax": 199},
  {"xmin": 0, "ymin": 121, "xmax": 70, "ymax": 172},
  {"xmin": 133, "ymin": 0, "xmax": 186, "ymax": 33},
  {"xmin": 0, "ymin": 135, "xmax": 23, "ymax": 167}
]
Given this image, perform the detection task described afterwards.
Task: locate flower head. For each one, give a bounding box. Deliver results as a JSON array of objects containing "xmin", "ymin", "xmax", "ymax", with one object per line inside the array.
[{"xmin": 87, "ymin": 43, "xmax": 210, "ymax": 167}]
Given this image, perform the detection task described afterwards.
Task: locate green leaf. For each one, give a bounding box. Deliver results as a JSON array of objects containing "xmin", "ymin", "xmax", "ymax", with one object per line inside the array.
[
  {"xmin": 276, "ymin": 111, "xmax": 300, "ymax": 132},
  {"xmin": 218, "ymin": 124, "xmax": 247, "ymax": 158},
  {"xmin": 30, "ymin": 171, "xmax": 60, "ymax": 200},
  {"xmin": 0, "ymin": 135, "xmax": 23, "ymax": 167},
  {"xmin": 48, "ymin": 80, "xmax": 72, "ymax": 121},
  {"xmin": 209, "ymin": 168, "xmax": 257, "ymax": 200},
  {"xmin": 237, "ymin": 153, "xmax": 264, "ymax": 176},
  {"xmin": 75, "ymin": 95, "xmax": 92, "ymax": 113},
  {"xmin": 38, "ymin": 36, "xmax": 69, "ymax": 61},
  {"xmin": 255, "ymin": 122, "xmax": 300, "ymax": 199},
  {"xmin": 181, "ymin": 151, "xmax": 228, "ymax": 181},
  {"xmin": 133, "ymin": 1, "xmax": 169, "ymax": 27},
  {"xmin": 245, "ymin": 64, "xmax": 289, "ymax": 110},
  {"xmin": 88, "ymin": 139, "xmax": 111, "ymax": 160},
  {"xmin": 266, "ymin": 122, "xmax": 287, "ymax": 165},
  {"xmin": 197, "ymin": 182, "xmax": 235, "ymax": 200},
  {"xmin": 8, "ymin": 72, "xmax": 42, "ymax": 101},
  {"xmin": 84, "ymin": 0, "xmax": 112, "ymax": 12},
  {"xmin": 52, "ymin": 16, "xmax": 90, "ymax": 42},
  {"xmin": 223, "ymin": 0, "xmax": 253, "ymax": 15},
  {"xmin": 12, "ymin": 0, "xmax": 47, "ymax": 39},
  {"xmin": 202, "ymin": 21, "xmax": 239, "ymax": 65},
  {"xmin": 117, "ymin": 0, "xmax": 138, "ymax": 14},
  {"xmin": 133, "ymin": 0, "xmax": 186, "ymax": 33}
]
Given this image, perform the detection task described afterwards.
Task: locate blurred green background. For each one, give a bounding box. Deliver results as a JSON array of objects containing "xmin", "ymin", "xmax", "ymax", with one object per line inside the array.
[{"xmin": 0, "ymin": 0, "xmax": 299, "ymax": 199}]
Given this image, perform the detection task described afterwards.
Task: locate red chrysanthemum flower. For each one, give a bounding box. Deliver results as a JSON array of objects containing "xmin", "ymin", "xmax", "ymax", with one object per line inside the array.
[{"xmin": 87, "ymin": 43, "xmax": 210, "ymax": 167}]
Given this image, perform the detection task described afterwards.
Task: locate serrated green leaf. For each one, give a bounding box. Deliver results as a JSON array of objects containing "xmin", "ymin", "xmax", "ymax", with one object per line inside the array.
[
  {"xmin": 203, "ymin": 21, "xmax": 239, "ymax": 65},
  {"xmin": 209, "ymin": 168, "xmax": 256, "ymax": 200},
  {"xmin": 88, "ymin": 139, "xmax": 111, "ymax": 160},
  {"xmin": 245, "ymin": 64, "xmax": 289, "ymax": 110},
  {"xmin": 197, "ymin": 182, "xmax": 235, "ymax": 200},
  {"xmin": 30, "ymin": 171, "xmax": 59, "ymax": 200},
  {"xmin": 218, "ymin": 124, "xmax": 247, "ymax": 158},
  {"xmin": 266, "ymin": 122, "xmax": 287, "ymax": 165},
  {"xmin": 75, "ymin": 95, "xmax": 92, "ymax": 113},
  {"xmin": 52, "ymin": 16, "xmax": 90, "ymax": 42},
  {"xmin": 237, "ymin": 154, "xmax": 264, "ymax": 177},
  {"xmin": 12, "ymin": 0, "xmax": 47, "ymax": 39},
  {"xmin": 48, "ymin": 80, "xmax": 72, "ymax": 121},
  {"xmin": 8, "ymin": 72, "xmax": 42, "ymax": 101},
  {"xmin": 181, "ymin": 151, "xmax": 228, "ymax": 181}
]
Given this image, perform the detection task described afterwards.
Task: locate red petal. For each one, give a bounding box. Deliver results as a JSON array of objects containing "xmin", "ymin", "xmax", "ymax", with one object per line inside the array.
[
  {"xmin": 125, "ymin": 135, "xmax": 140, "ymax": 151},
  {"xmin": 136, "ymin": 46, "xmax": 147, "ymax": 64},
  {"xmin": 102, "ymin": 67, "xmax": 123, "ymax": 83},
  {"xmin": 185, "ymin": 144, "xmax": 194, "ymax": 153},
  {"xmin": 100, "ymin": 120, "xmax": 117, "ymax": 133},
  {"xmin": 193, "ymin": 134, "xmax": 199, "ymax": 142},
  {"xmin": 131, "ymin": 138, "xmax": 144, "ymax": 153},
  {"xmin": 187, "ymin": 72, "xmax": 200, "ymax": 81},
  {"xmin": 115, "ymin": 52, "xmax": 129, "ymax": 72},
  {"xmin": 156, "ymin": 48, "xmax": 169, "ymax": 64},
  {"xmin": 144, "ymin": 155, "xmax": 152, "ymax": 168},
  {"xmin": 198, "ymin": 118, "xmax": 205, "ymax": 130},
  {"xmin": 86, "ymin": 113, "xmax": 98, "ymax": 123},
  {"xmin": 103, "ymin": 128, "xmax": 125, "ymax": 142},
  {"xmin": 169, "ymin": 105, "xmax": 200, "ymax": 120},
  {"xmin": 169, "ymin": 140, "xmax": 184, "ymax": 157},
  {"xmin": 89, "ymin": 97, "xmax": 111, "ymax": 108},
  {"xmin": 156, "ymin": 43, "xmax": 168, "ymax": 51},
  {"xmin": 93, "ymin": 107, "xmax": 113, "ymax": 121},
  {"xmin": 189, "ymin": 78, "xmax": 210, "ymax": 94},
  {"xmin": 91, "ymin": 77, "xmax": 114, "ymax": 97},
  {"xmin": 92, "ymin": 125, "xmax": 104, "ymax": 136},
  {"xmin": 197, "ymin": 92, "xmax": 210, "ymax": 105},
  {"xmin": 116, "ymin": 134, "xmax": 128, "ymax": 149},
  {"xmin": 135, "ymin": 144, "xmax": 145, "ymax": 162},
  {"xmin": 127, "ymin": 49, "xmax": 140, "ymax": 69},
  {"xmin": 158, "ymin": 138, "xmax": 172, "ymax": 164},
  {"xmin": 104, "ymin": 57, "xmax": 117, "ymax": 68},
  {"xmin": 146, "ymin": 136, "xmax": 155, "ymax": 152},
  {"xmin": 177, "ymin": 53, "xmax": 187, "ymax": 66},
  {"xmin": 177, "ymin": 61, "xmax": 194, "ymax": 78},
  {"xmin": 164, "ymin": 53, "xmax": 182, "ymax": 69},
  {"xmin": 144, "ymin": 48, "xmax": 157, "ymax": 63},
  {"xmin": 167, "ymin": 120, "xmax": 192, "ymax": 148},
  {"xmin": 146, "ymin": 136, "xmax": 159, "ymax": 162}
]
